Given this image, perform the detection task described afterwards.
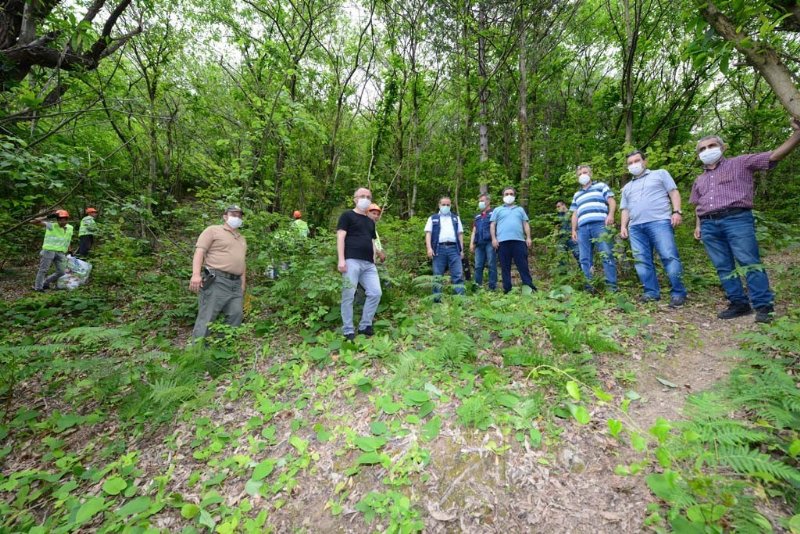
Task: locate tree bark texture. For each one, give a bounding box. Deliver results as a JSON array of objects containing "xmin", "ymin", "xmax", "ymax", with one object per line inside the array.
[{"xmin": 700, "ymin": 0, "xmax": 800, "ymax": 120}]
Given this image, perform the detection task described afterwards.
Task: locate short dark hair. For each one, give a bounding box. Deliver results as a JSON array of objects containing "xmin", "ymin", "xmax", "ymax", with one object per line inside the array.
[
  {"xmin": 625, "ymin": 149, "xmax": 646, "ymax": 160},
  {"xmin": 502, "ymin": 186, "xmax": 516, "ymax": 195}
]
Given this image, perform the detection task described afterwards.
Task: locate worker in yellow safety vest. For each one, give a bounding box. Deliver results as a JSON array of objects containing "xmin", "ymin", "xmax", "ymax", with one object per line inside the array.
[{"xmin": 31, "ymin": 210, "xmax": 73, "ymax": 292}]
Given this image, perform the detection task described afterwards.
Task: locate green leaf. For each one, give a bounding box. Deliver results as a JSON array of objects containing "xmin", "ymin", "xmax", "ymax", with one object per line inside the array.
[
  {"xmin": 646, "ymin": 471, "xmax": 682, "ymax": 501},
  {"xmin": 528, "ymin": 427, "xmax": 542, "ymax": 448},
  {"xmin": 788, "ymin": 440, "xmax": 800, "ymax": 458},
  {"xmin": 607, "ymin": 419, "xmax": 623, "ymax": 438},
  {"xmin": 102, "ymin": 476, "xmax": 127, "ymax": 496},
  {"xmin": 568, "ymin": 403, "xmax": 590, "ymax": 424},
  {"xmin": 356, "ymin": 452, "xmax": 385, "ymax": 465},
  {"xmin": 630, "ymin": 432, "xmax": 648, "ymax": 452},
  {"xmin": 116, "ymin": 496, "xmax": 152, "ymax": 517},
  {"xmin": 181, "ymin": 503, "xmax": 201, "ymax": 519},
  {"xmin": 354, "ymin": 436, "xmax": 387, "ymax": 452},
  {"xmin": 370, "ymin": 421, "xmax": 388, "ymax": 436},
  {"xmin": 592, "ymin": 387, "xmax": 613, "ymax": 402},
  {"xmin": 421, "ymin": 416, "xmax": 441, "ymax": 442},
  {"xmin": 289, "ymin": 436, "xmax": 308, "ymax": 454},
  {"xmin": 787, "ymin": 514, "xmax": 800, "ymax": 533},
  {"xmin": 403, "ymin": 390, "xmax": 430, "ymax": 405},
  {"xmin": 655, "ymin": 447, "xmax": 672, "ymax": 468},
  {"xmin": 566, "ymin": 381, "xmax": 581, "ymax": 401},
  {"xmin": 75, "ymin": 496, "xmax": 106, "ymax": 525},
  {"xmin": 244, "ymin": 479, "xmax": 263, "ymax": 496},
  {"xmin": 648, "ymin": 418, "xmax": 672, "ymax": 443},
  {"xmin": 251, "ymin": 459, "xmax": 276, "ymax": 481},
  {"xmin": 418, "ymin": 400, "xmax": 435, "ymax": 418}
]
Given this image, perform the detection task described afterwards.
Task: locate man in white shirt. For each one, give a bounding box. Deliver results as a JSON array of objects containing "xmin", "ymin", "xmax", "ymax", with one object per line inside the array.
[{"xmin": 424, "ymin": 196, "xmax": 465, "ymax": 301}]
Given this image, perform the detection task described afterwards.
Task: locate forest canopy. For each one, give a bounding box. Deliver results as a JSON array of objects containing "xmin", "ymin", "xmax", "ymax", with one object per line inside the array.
[{"xmin": 2, "ymin": 0, "xmax": 800, "ymax": 253}]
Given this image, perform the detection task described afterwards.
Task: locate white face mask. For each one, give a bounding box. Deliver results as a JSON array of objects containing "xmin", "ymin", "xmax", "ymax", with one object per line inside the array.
[
  {"xmin": 226, "ymin": 216, "xmax": 243, "ymax": 229},
  {"xmin": 356, "ymin": 198, "xmax": 371, "ymax": 210},
  {"xmin": 503, "ymin": 195, "xmax": 515, "ymax": 205},
  {"xmin": 699, "ymin": 147, "xmax": 722, "ymax": 165},
  {"xmin": 627, "ymin": 163, "xmax": 644, "ymax": 176},
  {"xmin": 578, "ymin": 174, "xmax": 591, "ymax": 186},
  {"xmin": 478, "ymin": 201, "xmax": 486, "ymax": 210}
]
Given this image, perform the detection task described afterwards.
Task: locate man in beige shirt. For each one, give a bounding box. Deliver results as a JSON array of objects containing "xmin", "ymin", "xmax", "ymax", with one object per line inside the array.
[{"xmin": 189, "ymin": 205, "xmax": 247, "ymax": 338}]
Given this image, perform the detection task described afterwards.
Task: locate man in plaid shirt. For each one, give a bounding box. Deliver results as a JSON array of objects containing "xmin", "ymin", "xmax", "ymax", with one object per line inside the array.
[{"xmin": 690, "ymin": 118, "xmax": 800, "ymax": 323}]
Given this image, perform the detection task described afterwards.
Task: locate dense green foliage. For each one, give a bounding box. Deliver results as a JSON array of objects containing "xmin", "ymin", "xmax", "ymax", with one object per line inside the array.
[{"xmin": 3, "ymin": 0, "xmax": 800, "ymax": 531}]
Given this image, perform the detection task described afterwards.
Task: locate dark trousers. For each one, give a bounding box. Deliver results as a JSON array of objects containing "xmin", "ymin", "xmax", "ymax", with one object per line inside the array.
[
  {"xmin": 77, "ymin": 235, "xmax": 94, "ymax": 257},
  {"xmin": 498, "ymin": 240, "xmax": 535, "ymax": 293}
]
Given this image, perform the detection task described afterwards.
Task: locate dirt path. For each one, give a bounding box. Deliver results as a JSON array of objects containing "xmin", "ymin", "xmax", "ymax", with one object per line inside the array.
[{"xmin": 410, "ymin": 301, "xmax": 754, "ymax": 534}]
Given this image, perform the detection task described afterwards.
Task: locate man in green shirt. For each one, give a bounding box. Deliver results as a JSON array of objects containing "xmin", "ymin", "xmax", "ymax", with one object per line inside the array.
[
  {"xmin": 77, "ymin": 207, "xmax": 98, "ymax": 257},
  {"xmin": 292, "ymin": 210, "xmax": 309, "ymax": 238},
  {"xmin": 31, "ymin": 210, "xmax": 73, "ymax": 291}
]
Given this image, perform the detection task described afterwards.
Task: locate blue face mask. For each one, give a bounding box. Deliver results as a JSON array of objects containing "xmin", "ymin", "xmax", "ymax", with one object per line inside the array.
[{"xmin": 439, "ymin": 205, "xmax": 451, "ymax": 215}]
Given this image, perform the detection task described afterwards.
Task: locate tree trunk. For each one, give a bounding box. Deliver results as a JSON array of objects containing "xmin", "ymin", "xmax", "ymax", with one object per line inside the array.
[
  {"xmin": 518, "ymin": 12, "xmax": 530, "ymax": 209},
  {"xmin": 700, "ymin": 0, "xmax": 800, "ymax": 120},
  {"xmin": 477, "ymin": 1, "xmax": 489, "ymax": 163},
  {"xmin": 622, "ymin": 0, "xmax": 635, "ymax": 146}
]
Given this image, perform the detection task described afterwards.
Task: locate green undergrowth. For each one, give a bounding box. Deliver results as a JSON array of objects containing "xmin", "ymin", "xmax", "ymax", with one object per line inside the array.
[
  {"xmin": 616, "ymin": 315, "xmax": 800, "ymax": 533},
  {"xmin": 0, "ymin": 267, "xmax": 639, "ymax": 532}
]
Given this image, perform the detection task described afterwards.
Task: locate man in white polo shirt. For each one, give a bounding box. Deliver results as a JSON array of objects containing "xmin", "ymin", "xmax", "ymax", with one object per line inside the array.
[{"xmin": 425, "ymin": 196, "xmax": 465, "ymax": 301}]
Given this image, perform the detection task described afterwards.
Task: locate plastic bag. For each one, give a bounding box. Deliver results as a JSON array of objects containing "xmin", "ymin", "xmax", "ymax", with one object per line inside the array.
[{"xmin": 56, "ymin": 255, "xmax": 92, "ymax": 289}]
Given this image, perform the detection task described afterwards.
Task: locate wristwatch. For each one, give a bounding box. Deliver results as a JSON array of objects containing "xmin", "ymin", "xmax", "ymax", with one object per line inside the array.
[{"xmin": 672, "ymin": 210, "xmax": 683, "ymax": 215}]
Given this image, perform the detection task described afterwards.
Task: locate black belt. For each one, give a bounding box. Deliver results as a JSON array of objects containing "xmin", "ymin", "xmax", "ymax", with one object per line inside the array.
[
  {"xmin": 699, "ymin": 207, "xmax": 750, "ymax": 221},
  {"xmin": 438, "ymin": 242, "xmax": 458, "ymax": 246},
  {"xmin": 209, "ymin": 269, "xmax": 241, "ymax": 280}
]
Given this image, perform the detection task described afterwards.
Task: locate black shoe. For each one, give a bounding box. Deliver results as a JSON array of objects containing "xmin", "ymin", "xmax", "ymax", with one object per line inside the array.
[
  {"xmin": 717, "ymin": 303, "xmax": 753, "ymax": 320},
  {"xmin": 343, "ymin": 333, "xmax": 355, "ymax": 341},
  {"xmin": 639, "ymin": 295, "xmax": 660, "ymax": 303},
  {"xmin": 754, "ymin": 306, "xmax": 774, "ymax": 324},
  {"xmin": 358, "ymin": 326, "xmax": 374, "ymax": 337},
  {"xmin": 668, "ymin": 296, "xmax": 686, "ymax": 308},
  {"xmin": 33, "ymin": 287, "xmax": 44, "ymax": 293},
  {"xmin": 42, "ymin": 283, "xmax": 50, "ymax": 290}
]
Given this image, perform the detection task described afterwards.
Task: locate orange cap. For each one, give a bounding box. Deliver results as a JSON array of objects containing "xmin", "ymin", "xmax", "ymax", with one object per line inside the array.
[
  {"xmin": 55, "ymin": 210, "xmax": 70, "ymax": 218},
  {"xmin": 368, "ymin": 203, "xmax": 382, "ymax": 213},
  {"xmin": 293, "ymin": 210, "xmax": 302, "ymax": 219},
  {"xmin": 85, "ymin": 207, "xmax": 97, "ymax": 214}
]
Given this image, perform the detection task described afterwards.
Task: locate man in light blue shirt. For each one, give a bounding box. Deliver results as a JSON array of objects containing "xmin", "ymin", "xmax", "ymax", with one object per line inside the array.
[
  {"xmin": 570, "ymin": 165, "xmax": 617, "ymax": 292},
  {"xmin": 490, "ymin": 187, "xmax": 536, "ymax": 293},
  {"xmin": 620, "ymin": 150, "xmax": 687, "ymax": 307}
]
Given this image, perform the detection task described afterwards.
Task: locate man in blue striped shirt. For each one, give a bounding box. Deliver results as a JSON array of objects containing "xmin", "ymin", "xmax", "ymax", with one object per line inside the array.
[{"xmin": 570, "ymin": 165, "xmax": 618, "ymax": 292}]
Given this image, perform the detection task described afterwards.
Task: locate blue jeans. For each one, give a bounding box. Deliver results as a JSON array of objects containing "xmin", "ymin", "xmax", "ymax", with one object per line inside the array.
[
  {"xmin": 473, "ymin": 242, "xmax": 497, "ymax": 290},
  {"xmin": 341, "ymin": 259, "xmax": 382, "ymax": 335},
  {"xmin": 700, "ymin": 210, "xmax": 773, "ymax": 309},
  {"xmin": 497, "ymin": 240, "xmax": 535, "ymax": 293},
  {"xmin": 577, "ymin": 221, "xmax": 617, "ymax": 290},
  {"xmin": 560, "ymin": 238, "xmax": 580, "ymax": 264},
  {"xmin": 629, "ymin": 220, "xmax": 687, "ymax": 299},
  {"xmin": 432, "ymin": 245, "xmax": 465, "ymax": 299}
]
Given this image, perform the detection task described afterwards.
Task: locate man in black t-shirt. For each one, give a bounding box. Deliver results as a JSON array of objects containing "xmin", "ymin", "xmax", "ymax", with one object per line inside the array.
[{"xmin": 337, "ymin": 187, "xmax": 382, "ymax": 340}]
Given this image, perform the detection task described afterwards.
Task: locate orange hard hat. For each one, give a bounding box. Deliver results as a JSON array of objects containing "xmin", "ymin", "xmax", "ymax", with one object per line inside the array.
[
  {"xmin": 293, "ymin": 210, "xmax": 302, "ymax": 219},
  {"xmin": 55, "ymin": 210, "xmax": 70, "ymax": 218},
  {"xmin": 85, "ymin": 207, "xmax": 97, "ymax": 214},
  {"xmin": 368, "ymin": 203, "xmax": 382, "ymax": 213}
]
